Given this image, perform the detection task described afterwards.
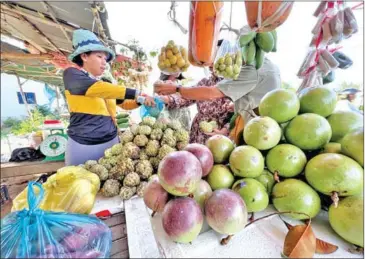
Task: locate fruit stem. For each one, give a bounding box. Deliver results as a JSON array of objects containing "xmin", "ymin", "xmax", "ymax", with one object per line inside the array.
[
  {"xmin": 274, "ymin": 171, "xmax": 280, "ymax": 183},
  {"xmin": 151, "ymin": 211, "xmax": 156, "ymax": 217},
  {"xmin": 220, "ymin": 235, "xmax": 233, "ymax": 245},
  {"xmin": 245, "ymin": 211, "xmax": 311, "ymax": 228},
  {"xmin": 249, "ymin": 212, "xmax": 255, "ymax": 222},
  {"xmin": 331, "ymin": 192, "xmax": 339, "ymax": 208}
]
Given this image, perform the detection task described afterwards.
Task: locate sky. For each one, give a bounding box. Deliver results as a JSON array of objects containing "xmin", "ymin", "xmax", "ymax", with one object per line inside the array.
[{"xmin": 105, "ymin": 1, "xmax": 364, "ymax": 89}]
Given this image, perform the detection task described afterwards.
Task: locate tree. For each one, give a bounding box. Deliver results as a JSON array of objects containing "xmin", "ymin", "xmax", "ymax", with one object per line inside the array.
[{"xmin": 337, "ymin": 81, "xmax": 362, "ymax": 91}]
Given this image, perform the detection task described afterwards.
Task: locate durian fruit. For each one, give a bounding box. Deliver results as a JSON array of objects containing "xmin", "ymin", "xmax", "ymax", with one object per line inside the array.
[
  {"xmin": 102, "ymin": 179, "xmax": 121, "ymax": 197},
  {"xmin": 149, "ymin": 157, "xmax": 161, "ymax": 170},
  {"xmin": 121, "ymin": 143, "xmax": 140, "ymax": 159},
  {"xmin": 150, "ymin": 128, "xmax": 163, "ymax": 140},
  {"xmin": 123, "ymin": 172, "xmax": 141, "ymax": 187},
  {"xmin": 164, "ymin": 128, "xmax": 174, "ymax": 136},
  {"xmin": 137, "ymin": 125, "xmax": 152, "ymax": 135},
  {"xmin": 108, "ymin": 166, "xmax": 124, "ymax": 181},
  {"xmin": 119, "ymin": 186, "xmax": 137, "ymax": 200},
  {"xmin": 141, "ymin": 116, "xmax": 156, "ymax": 128},
  {"xmin": 158, "ymin": 144, "xmax": 176, "ymax": 160},
  {"xmin": 98, "ymin": 158, "xmax": 112, "ymax": 170},
  {"xmin": 133, "ymin": 134, "xmax": 149, "ymax": 147},
  {"xmin": 85, "ymin": 160, "xmax": 98, "ymax": 170},
  {"xmin": 139, "ymin": 149, "xmax": 149, "ymax": 160},
  {"xmin": 115, "ymin": 158, "xmax": 135, "ymax": 175},
  {"xmin": 146, "ymin": 140, "xmax": 160, "ymax": 157},
  {"xmin": 176, "ymin": 141, "xmax": 188, "ymax": 151},
  {"xmin": 199, "ymin": 121, "xmax": 213, "ymax": 133},
  {"xmin": 120, "ymin": 131, "xmax": 134, "ymax": 144},
  {"xmin": 153, "ymin": 118, "xmax": 169, "ymax": 131},
  {"xmin": 89, "ymin": 164, "xmax": 109, "ymax": 181},
  {"xmin": 174, "ymin": 129, "xmax": 189, "ymax": 142},
  {"xmin": 161, "ymin": 134, "xmax": 177, "ymax": 147},
  {"xmin": 168, "ymin": 119, "xmax": 182, "ymax": 130},
  {"xmin": 135, "ymin": 160, "xmax": 153, "ymax": 180},
  {"xmin": 111, "ymin": 143, "xmax": 123, "ymax": 156},
  {"xmin": 130, "ymin": 124, "xmax": 139, "ymax": 135},
  {"xmin": 104, "ymin": 148, "xmax": 113, "ymax": 158},
  {"xmin": 137, "ymin": 181, "xmax": 148, "ymax": 197}
]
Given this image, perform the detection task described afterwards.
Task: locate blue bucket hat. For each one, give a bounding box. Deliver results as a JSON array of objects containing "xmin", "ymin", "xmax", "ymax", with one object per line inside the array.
[{"xmin": 68, "ymin": 29, "xmax": 115, "ymax": 63}]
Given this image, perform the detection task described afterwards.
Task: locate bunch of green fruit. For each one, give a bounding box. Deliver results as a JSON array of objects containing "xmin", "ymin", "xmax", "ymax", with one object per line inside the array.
[
  {"xmin": 213, "ymin": 51, "xmax": 242, "ymax": 80},
  {"xmin": 239, "ymin": 30, "xmax": 277, "ymax": 69}
]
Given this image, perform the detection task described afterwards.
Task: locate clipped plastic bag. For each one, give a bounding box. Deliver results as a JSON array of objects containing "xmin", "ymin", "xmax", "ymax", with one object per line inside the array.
[
  {"xmin": 1, "ymin": 182, "xmax": 111, "ymax": 259},
  {"xmin": 244, "ymin": 1, "xmax": 294, "ymax": 32},
  {"xmin": 140, "ymin": 97, "xmax": 165, "ymax": 119},
  {"xmin": 11, "ymin": 166, "xmax": 100, "ymax": 214},
  {"xmin": 213, "ymin": 39, "xmax": 242, "ymax": 80},
  {"xmin": 157, "ymin": 40, "xmax": 190, "ymax": 75}
]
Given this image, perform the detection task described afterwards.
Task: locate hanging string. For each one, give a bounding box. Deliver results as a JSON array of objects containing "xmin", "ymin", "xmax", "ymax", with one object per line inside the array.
[{"xmin": 167, "ymin": 1, "xmax": 188, "ymax": 34}]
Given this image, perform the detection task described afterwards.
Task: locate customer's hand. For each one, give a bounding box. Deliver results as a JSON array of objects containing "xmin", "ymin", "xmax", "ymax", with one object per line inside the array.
[
  {"xmin": 144, "ymin": 96, "xmax": 155, "ymax": 107},
  {"xmin": 154, "ymin": 81, "xmax": 178, "ymax": 95},
  {"xmin": 204, "ymin": 128, "xmax": 229, "ymax": 136}
]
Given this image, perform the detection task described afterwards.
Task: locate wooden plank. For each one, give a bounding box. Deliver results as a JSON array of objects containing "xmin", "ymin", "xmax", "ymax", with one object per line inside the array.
[
  {"xmin": 104, "ymin": 213, "xmax": 126, "ymax": 228},
  {"xmin": 111, "ymin": 237, "xmax": 128, "ymax": 256},
  {"xmin": 0, "ymin": 160, "xmax": 65, "ymax": 179},
  {"xmin": 111, "ymin": 250, "xmax": 129, "ymax": 258},
  {"xmin": 111, "ymin": 224, "xmax": 126, "ymax": 241}
]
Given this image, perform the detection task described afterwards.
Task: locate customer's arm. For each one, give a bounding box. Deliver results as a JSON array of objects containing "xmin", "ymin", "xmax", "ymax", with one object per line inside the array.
[{"xmin": 155, "ymin": 81, "xmax": 226, "ymax": 101}]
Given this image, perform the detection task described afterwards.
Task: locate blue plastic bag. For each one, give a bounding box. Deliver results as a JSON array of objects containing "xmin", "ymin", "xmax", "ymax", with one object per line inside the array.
[
  {"xmin": 1, "ymin": 182, "xmax": 112, "ymax": 258},
  {"xmin": 140, "ymin": 97, "xmax": 165, "ymax": 118}
]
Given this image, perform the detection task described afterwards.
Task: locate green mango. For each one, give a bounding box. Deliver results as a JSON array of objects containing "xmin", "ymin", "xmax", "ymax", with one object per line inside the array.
[
  {"xmin": 255, "ymin": 32, "xmax": 274, "ymax": 53},
  {"xmin": 239, "ymin": 31, "xmax": 256, "ymax": 47},
  {"xmin": 118, "ymin": 122, "xmax": 129, "ymax": 128},
  {"xmin": 116, "ymin": 113, "xmax": 129, "ymax": 119},
  {"xmin": 271, "ymin": 30, "xmax": 277, "ymax": 52},
  {"xmin": 246, "ymin": 41, "xmax": 256, "ymax": 65},
  {"xmin": 117, "ymin": 117, "xmax": 129, "ymax": 124},
  {"xmin": 255, "ymin": 46, "xmax": 265, "ymax": 70}
]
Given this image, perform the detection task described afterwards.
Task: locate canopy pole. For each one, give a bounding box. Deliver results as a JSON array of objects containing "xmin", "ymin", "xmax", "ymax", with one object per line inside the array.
[{"xmin": 16, "ymin": 75, "xmax": 33, "ymax": 120}]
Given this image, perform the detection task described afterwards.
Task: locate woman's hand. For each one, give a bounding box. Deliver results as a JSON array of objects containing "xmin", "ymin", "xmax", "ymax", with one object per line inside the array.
[
  {"xmin": 154, "ymin": 81, "xmax": 178, "ymax": 95},
  {"xmin": 144, "ymin": 96, "xmax": 155, "ymax": 107}
]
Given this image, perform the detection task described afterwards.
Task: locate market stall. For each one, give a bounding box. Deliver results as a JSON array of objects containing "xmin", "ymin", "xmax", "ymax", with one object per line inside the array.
[{"xmin": 1, "ymin": 1, "xmax": 363, "ymax": 259}]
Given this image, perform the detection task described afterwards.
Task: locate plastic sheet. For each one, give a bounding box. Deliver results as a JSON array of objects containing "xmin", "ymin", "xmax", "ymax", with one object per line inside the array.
[
  {"xmin": 1, "ymin": 182, "xmax": 112, "ymax": 259},
  {"xmin": 11, "ymin": 166, "xmax": 100, "ymax": 214}
]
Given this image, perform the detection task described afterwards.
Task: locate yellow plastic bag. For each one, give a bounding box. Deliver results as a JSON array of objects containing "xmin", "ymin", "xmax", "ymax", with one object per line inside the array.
[{"xmin": 11, "ymin": 166, "xmax": 100, "ymax": 214}]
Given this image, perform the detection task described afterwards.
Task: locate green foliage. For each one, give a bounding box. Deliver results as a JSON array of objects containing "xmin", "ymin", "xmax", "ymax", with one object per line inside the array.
[
  {"xmin": 2, "ymin": 106, "xmax": 68, "ymax": 136},
  {"xmin": 337, "ymin": 81, "xmax": 362, "ymax": 91}
]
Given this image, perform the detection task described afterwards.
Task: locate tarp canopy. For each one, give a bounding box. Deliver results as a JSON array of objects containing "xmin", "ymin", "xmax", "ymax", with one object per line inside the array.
[{"xmin": 0, "ymin": 1, "xmax": 114, "ymax": 86}]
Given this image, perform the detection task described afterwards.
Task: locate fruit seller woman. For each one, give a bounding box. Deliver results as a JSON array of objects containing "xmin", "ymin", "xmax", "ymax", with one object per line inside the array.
[
  {"xmin": 158, "ymin": 40, "xmax": 235, "ymax": 144},
  {"xmin": 63, "ymin": 29, "xmax": 154, "ymax": 166},
  {"xmin": 157, "ymin": 71, "xmax": 192, "ymax": 130},
  {"xmin": 154, "ymin": 57, "xmax": 281, "ymax": 145}
]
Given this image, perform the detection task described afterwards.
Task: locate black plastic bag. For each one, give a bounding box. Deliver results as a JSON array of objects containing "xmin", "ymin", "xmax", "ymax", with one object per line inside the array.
[
  {"xmin": 332, "ymin": 51, "xmax": 353, "ymax": 69},
  {"xmin": 323, "ymin": 70, "xmax": 335, "ymax": 85},
  {"xmin": 9, "ymin": 147, "xmax": 45, "ymax": 162}
]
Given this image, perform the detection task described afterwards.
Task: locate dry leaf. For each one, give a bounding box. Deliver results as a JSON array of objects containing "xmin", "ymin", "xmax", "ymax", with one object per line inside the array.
[
  {"xmin": 316, "ymin": 238, "xmax": 338, "ymax": 254},
  {"xmin": 283, "ymin": 224, "xmax": 316, "ymax": 258},
  {"xmin": 283, "ymin": 221, "xmax": 338, "ymax": 255}
]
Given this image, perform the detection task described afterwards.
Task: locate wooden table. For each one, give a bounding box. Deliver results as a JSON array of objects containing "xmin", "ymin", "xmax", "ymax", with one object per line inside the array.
[{"xmin": 104, "ymin": 212, "xmax": 129, "ymax": 258}]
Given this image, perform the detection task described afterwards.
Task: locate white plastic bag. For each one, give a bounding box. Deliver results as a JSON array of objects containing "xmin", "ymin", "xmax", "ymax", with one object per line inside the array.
[{"xmin": 213, "ymin": 40, "xmax": 242, "ymax": 80}]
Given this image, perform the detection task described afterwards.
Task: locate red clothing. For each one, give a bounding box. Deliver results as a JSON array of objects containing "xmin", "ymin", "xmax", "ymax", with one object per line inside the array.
[{"xmin": 166, "ymin": 76, "xmax": 232, "ymax": 144}]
